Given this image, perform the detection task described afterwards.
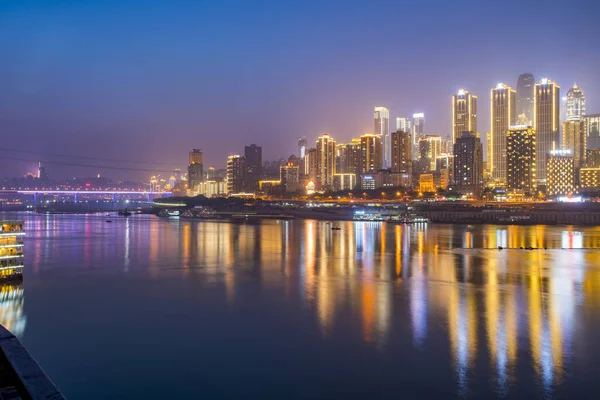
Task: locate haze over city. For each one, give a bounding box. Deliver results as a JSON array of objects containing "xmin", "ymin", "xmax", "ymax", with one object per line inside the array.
[{"xmin": 1, "ymin": 0, "xmax": 599, "ymax": 180}]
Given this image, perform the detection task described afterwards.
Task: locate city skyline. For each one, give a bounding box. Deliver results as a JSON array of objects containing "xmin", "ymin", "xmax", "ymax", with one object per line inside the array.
[{"xmin": 0, "ymin": 0, "xmax": 598, "ymax": 180}]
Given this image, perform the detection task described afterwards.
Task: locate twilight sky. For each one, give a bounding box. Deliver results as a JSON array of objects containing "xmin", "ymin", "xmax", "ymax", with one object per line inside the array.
[{"xmin": 0, "ymin": 0, "xmax": 598, "ymax": 180}]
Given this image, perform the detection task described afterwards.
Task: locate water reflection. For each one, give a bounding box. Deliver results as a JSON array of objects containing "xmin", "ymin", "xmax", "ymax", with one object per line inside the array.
[
  {"xmin": 15, "ymin": 214, "xmax": 600, "ymax": 397},
  {"xmin": 0, "ymin": 282, "xmax": 26, "ymax": 338}
]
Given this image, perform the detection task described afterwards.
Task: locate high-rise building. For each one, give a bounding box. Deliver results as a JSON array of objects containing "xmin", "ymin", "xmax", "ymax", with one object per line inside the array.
[
  {"xmin": 298, "ymin": 137, "xmax": 308, "ymax": 158},
  {"xmin": 374, "ymin": 107, "xmax": 390, "ymax": 169},
  {"xmin": 490, "ymin": 83, "xmax": 516, "ymax": 182},
  {"xmin": 38, "ymin": 162, "xmax": 49, "ymax": 182},
  {"xmin": 418, "ymin": 135, "xmax": 442, "ymax": 171},
  {"xmin": 360, "ymin": 133, "xmax": 382, "ymax": 174},
  {"xmin": 516, "ymin": 73, "xmax": 535, "ymax": 125},
  {"xmin": 547, "ymin": 150, "xmax": 575, "ymax": 197},
  {"xmin": 412, "ymin": 113, "xmax": 425, "ymax": 160},
  {"xmin": 244, "ymin": 144, "xmax": 262, "ymax": 191},
  {"xmin": 534, "ymin": 78, "xmax": 560, "ymax": 183},
  {"xmin": 453, "ymin": 131, "xmax": 483, "ymax": 194},
  {"xmin": 304, "ymin": 148, "xmax": 317, "ymax": 182},
  {"xmin": 396, "ymin": 117, "xmax": 411, "ymax": 133},
  {"xmin": 566, "ymin": 83, "xmax": 586, "ymax": 121},
  {"xmin": 506, "ymin": 125, "xmax": 536, "ymax": 195},
  {"xmin": 585, "ymin": 114, "xmax": 600, "ymax": 150},
  {"xmin": 562, "ymin": 120, "xmax": 586, "ymax": 168},
  {"xmin": 226, "ymin": 155, "xmax": 246, "ymax": 194},
  {"xmin": 280, "ymin": 162, "xmax": 300, "ymax": 192},
  {"xmin": 452, "ymin": 89, "xmax": 477, "ymax": 143},
  {"xmin": 316, "ymin": 134, "xmax": 336, "ymax": 190},
  {"xmin": 391, "ymin": 130, "xmax": 412, "ymax": 180},
  {"xmin": 188, "ymin": 149, "xmax": 204, "ymax": 191},
  {"xmin": 436, "ymin": 154, "xmax": 454, "ymax": 186},
  {"xmin": 333, "ymin": 174, "xmax": 356, "ymax": 191}
]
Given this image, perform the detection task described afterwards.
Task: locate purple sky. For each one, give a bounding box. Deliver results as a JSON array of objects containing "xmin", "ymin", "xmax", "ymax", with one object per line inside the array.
[{"xmin": 0, "ymin": 0, "xmax": 598, "ymax": 180}]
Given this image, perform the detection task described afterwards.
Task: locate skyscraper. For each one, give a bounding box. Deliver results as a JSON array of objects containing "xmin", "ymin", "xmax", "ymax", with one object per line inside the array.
[
  {"xmin": 244, "ymin": 144, "xmax": 262, "ymax": 191},
  {"xmin": 335, "ymin": 139, "xmax": 361, "ymax": 177},
  {"xmin": 298, "ymin": 137, "xmax": 307, "ymax": 158},
  {"xmin": 391, "ymin": 130, "xmax": 412, "ymax": 183},
  {"xmin": 280, "ymin": 162, "xmax": 300, "ymax": 193},
  {"xmin": 453, "ymin": 132, "xmax": 483, "ymax": 194},
  {"xmin": 226, "ymin": 155, "xmax": 246, "ymax": 194},
  {"xmin": 506, "ymin": 125, "xmax": 536, "ymax": 195},
  {"xmin": 374, "ymin": 107, "xmax": 390, "ymax": 169},
  {"xmin": 516, "ymin": 73, "xmax": 535, "ymax": 125},
  {"xmin": 412, "ymin": 113, "xmax": 425, "ymax": 160},
  {"xmin": 490, "ymin": 83, "xmax": 516, "ymax": 182},
  {"xmin": 452, "ymin": 89, "xmax": 477, "ymax": 143},
  {"xmin": 360, "ymin": 133, "xmax": 382, "ymax": 174},
  {"xmin": 396, "ymin": 117, "xmax": 411, "ymax": 133},
  {"xmin": 566, "ymin": 83, "xmax": 586, "ymax": 121},
  {"xmin": 534, "ymin": 78, "xmax": 560, "ymax": 183},
  {"xmin": 304, "ymin": 148, "xmax": 317, "ymax": 182},
  {"xmin": 188, "ymin": 149, "xmax": 204, "ymax": 191},
  {"xmin": 418, "ymin": 135, "xmax": 442, "ymax": 171},
  {"xmin": 585, "ymin": 114, "xmax": 600, "ymax": 149},
  {"xmin": 316, "ymin": 134, "xmax": 336, "ymax": 190},
  {"xmin": 562, "ymin": 120, "xmax": 586, "ymax": 168}
]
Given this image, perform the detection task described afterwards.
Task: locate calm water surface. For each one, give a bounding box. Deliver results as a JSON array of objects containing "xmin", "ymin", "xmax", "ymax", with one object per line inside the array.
[{"xmin": 2, "ymin": 212, "xmax": 600, "ymax": 399}]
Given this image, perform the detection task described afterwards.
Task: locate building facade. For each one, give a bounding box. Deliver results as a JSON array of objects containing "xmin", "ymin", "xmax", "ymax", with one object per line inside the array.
[
  {"xmin": 244, "ymin": 144, "xmax": 262, "ymax": 191},
  {"xmin": 490, "ymin": 83, "xmax": 516, "ymax": 182},
  {"xmin": 391, "ymin": 130, "xmax": 412, "ymax": 185},
  {"xmin": 506, "ymin": 125, "xmax": 536, "ymax": 195},
  {"xmin": 316, "ymin": 134, "xmax": 336, "ymax": 190},
  {"xmin": 547, "ymin": 150, "xmax": 575, "ymax": 197},
  {"xmin": 226, "ymin": 155, "xmax": 247, "ymax": 194},
  {"xmin": 453, "ymin": 132, "xmax": 483, "ymax": 194},
  {"xmin": 584, "ymin": 114, "xmax": 600, "ymax": 149},
  {"xmin": 516, "ymin": 73, "xmax": 535, "ymax": 125},
  {"xmin": 579, "ymin": 167, "xmax": 600, "ymax": 192},
  {"xmin": 562, "ymin": 120, "xmax": 586, "ymax": 168},
  {"xmin": 298, "ymin": 137, "xmax": 307, "ymax": 158},
  {"xmin": 374, "ymin": 107, "xmax": 390, "ymax": 169},
  {"xmin": 360, "ymin": 133, "xmax": 382, "ymax": 174},
  {"xmin": 304, "ymin": 148, "xmax": 318, "ymax": 183},
  {"xmin": 333, "ymin": 173, "xmax": 356, "ymax": 191},
  {"xmin": 280, "ymin": 162, "xmax": 300, "ymax": 192},
  {"xmin": 188, "ymin": 149, "xmax": 204, "ymax": 192},
  {"xmin": 452, "ymin": 89, "xmax": 477, "ymax": 143},
  {"xmin": 534, "ymin": 78, "xmax": 560, "ymax": 183},
  {"xmin": 418, "ymin": 135, "xmax": 442, "ymax": 171}
]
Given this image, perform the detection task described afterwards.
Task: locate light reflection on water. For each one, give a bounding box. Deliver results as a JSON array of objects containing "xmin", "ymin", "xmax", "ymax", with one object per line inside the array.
[{"xmin": 8, "ymin": 213, "xmax": 600, "ymax": 398}]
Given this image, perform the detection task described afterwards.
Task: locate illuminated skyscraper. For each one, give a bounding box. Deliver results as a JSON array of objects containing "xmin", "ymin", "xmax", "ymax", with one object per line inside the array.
[
  {"xmin": 562, "ymin": 120, "xmax": 586, "ymax": 168},
  {"xmin": 547, "ymin": 150, "xmax": 575, "ymax": 197},
  {"xmin": 506, "ymin": 125, "xmax": 536, "ymax": 195},
  {"xmin": 360, "ymin": 133, "xmax": 382, "ymax": 174},
  {"xmin": 316, "ymin": 134, "xmax": 336, "ymax": 190},
  {"xmin": 516, "ymin": 73, "xmax": 535, "ymax": 125},
  {"xmin": 534, "ymin": 78, "xmax": 560, "ymax": 183},
  {"xmin": 226, "ymin": 155, "xmax": 246, "ymax": 194},
  {"xmin": 566, "ymin": 83, "xmax": 586, "ymax": 121},
  {"xmin": 453, "ymin": 131, "xmax": 483, "ymax": 193},
  {"xmin": 336, "ymin": 139, "xmax": 361, "ymax": 176},
  {"xmin": 418, "ymin": 135, "xmax": 442, "ymax": 171},
  {"xmin": 391, "ymin": 130, "xmax": 412, "ymax": 183},
  {"xmin": 396, "ymin": 117, "xmax": 411, "ymax": 133},
  {"xmin": 304, "ymin": 148, "xmax": 317, "ymax": 182},
  {"xmin": 452, "ymin": 89, "xmax": 478, "ymax": 143},
  {"xmin": 188, "ymin": 149, "xmax": 204, "ymax": 191},
  {"xmin": 490, "ymin": 83, "xmax": 516, "ymax": 182},
  {"xmin": 374, "ymin": 107, "xmax": 390, "ymax": 169},
  {"xmin": 412, "ymin": 113, "xmax": 425, "ymax": 160},
  {"xmin": 298, "ymin": 137, "xmax": 307, "ymax": 158}
]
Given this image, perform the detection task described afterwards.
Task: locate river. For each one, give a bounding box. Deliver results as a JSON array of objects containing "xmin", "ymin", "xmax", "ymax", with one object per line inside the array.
[{"xmin": 2, "ymin": 212, "xmax": 600, "ymax": 399}]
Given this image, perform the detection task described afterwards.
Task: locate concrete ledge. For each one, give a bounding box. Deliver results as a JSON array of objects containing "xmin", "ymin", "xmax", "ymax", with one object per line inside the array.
[{"xmin": 0, "ymin": 324, "xmax": 65, "ymax": 399}]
